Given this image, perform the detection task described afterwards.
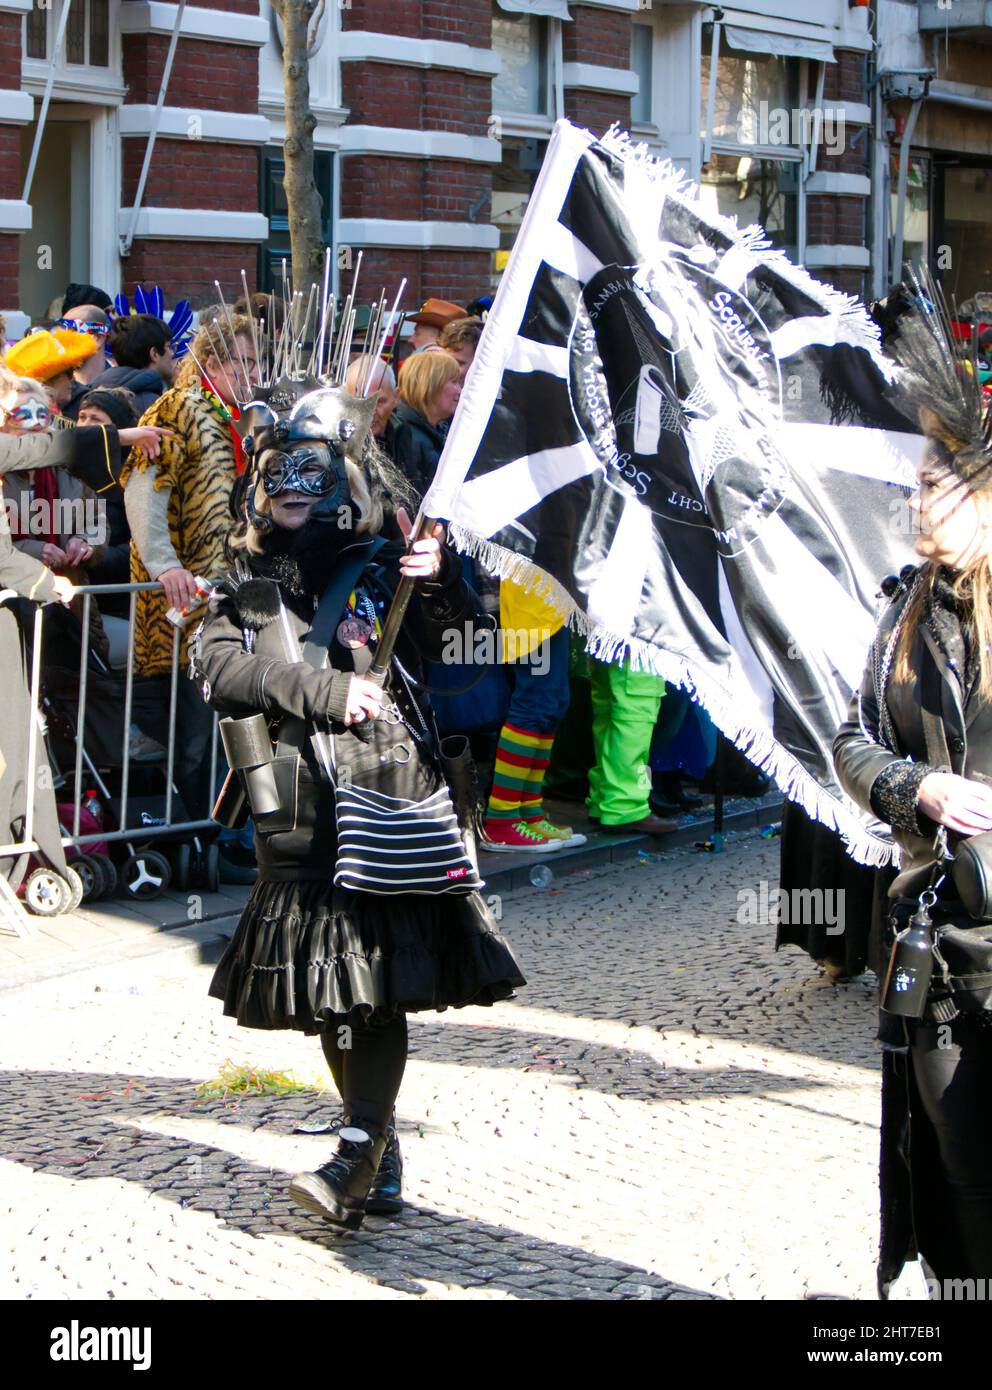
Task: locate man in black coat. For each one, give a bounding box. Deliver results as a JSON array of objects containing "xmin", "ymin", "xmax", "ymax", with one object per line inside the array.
[{"xmin": 93, "ymin": 314, "xmax": 175, "ymax": 414}]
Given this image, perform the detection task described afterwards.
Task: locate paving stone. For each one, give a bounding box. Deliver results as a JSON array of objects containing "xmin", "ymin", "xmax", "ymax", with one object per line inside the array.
[{"xmin": 0, "ymin": 831, "xmax": 884, "ymax": 1301}]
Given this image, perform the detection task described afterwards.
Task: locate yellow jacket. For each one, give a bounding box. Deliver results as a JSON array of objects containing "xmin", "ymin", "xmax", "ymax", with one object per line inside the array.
[{"xmin": 499, "ymin": 578, "xmax": 566, "ymax": 662}]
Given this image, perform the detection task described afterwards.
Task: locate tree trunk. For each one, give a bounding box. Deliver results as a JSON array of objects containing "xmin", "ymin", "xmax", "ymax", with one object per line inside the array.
[{"xmin": 273, "ymin": 0, "xmax": 324, "ymax": 290}]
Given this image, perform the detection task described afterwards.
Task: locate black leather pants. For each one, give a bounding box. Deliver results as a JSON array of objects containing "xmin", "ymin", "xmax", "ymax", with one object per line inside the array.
[
  {"xmin": 911, "ymin": 1020, "xmax": 992, "ymax": 1281},
  {"xmin": 320, "ymin": 1012, "xmax": 408, "ymax": 1133}
]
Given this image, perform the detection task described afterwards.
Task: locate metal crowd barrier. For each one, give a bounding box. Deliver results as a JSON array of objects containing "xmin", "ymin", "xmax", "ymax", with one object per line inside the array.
[{"xmin": 0, "ymin": 580, "xmax": 220, "ymax": 873}]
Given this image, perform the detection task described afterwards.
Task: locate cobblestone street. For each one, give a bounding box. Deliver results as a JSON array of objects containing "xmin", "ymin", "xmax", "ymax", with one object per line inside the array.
[{"xmin": 0, "ymin": 830, "xmax": 886, "ymax": 1302}]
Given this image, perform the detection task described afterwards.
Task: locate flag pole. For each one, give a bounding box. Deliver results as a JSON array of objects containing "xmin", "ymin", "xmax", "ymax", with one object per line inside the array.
[{"xmin": 368, "ymin": 514, "xmax": 439, "ymax": 682}]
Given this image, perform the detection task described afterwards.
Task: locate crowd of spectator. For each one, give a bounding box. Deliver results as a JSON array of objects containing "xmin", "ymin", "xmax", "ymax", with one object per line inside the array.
[{"xmin": 0, "ymin": 278, "xmax": 730, "ymax": 891}]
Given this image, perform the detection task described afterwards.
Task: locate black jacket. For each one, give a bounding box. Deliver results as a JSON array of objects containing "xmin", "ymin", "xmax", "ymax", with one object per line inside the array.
[
  {"xmin": 833, "ymin": 565, "xmax": 992, "ymax": 1296},
  {"xmin": 191, "ymin": 534, "xmax": 477, "ymax": 879},
  {"xmin": 390, "ymin": 403, "xmax": 446, "ymax": 498},
  {"xmin": 90, "ymin": 365, "xmax": 165, "ymax": 416},
  {"xmin": 832, "ymin": 566, "xmax": 992, "ymax": 882}
]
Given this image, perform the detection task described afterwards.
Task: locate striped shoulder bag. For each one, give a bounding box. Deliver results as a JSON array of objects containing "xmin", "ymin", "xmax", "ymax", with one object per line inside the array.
[{"xmin": 333, "ymin": 772, "xmax": 482, "ymax": 896}]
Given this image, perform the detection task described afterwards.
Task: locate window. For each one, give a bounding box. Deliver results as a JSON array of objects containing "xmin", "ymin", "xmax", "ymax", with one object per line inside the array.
[
  {"xmin": 258, "ymin": 151, "xmax": 334, "ymax": 294},
  {"xmin": 630, "ymin": 22, "xmax": 653, "ymax": 127},
  {"xmin": 700, "ymin": 25, "xmax": 806, "ymax": 260},
  {"xmin": 701, "ymin": 36, "xmax": 800, "ymax": 146},
  {"xmin": 26, "ymin": 7, "xmax": 45, "ymax": 59},
  {"xmin": 89, "ymin": 0, "xmax": 109, "ymax": 67},
  {"xmin": 493, "ymin": 137, "xmax": 544, "ymax": 247},
  {"xmin": 24, "ymin": 0, "xmax": 112, "ymax": 68},
  {"xmin": 937, "ymin": 163, "xmax": 992, "ymax": 304},
  {"xmin": 700, "ymin": 155, "xmax": 799, "ymax": 259},
  {"xmin": 492, "ymin": 8, "xmax": 549, "ymax": 117}
]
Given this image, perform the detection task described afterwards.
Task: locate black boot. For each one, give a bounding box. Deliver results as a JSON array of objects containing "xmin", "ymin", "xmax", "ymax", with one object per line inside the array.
[
  {"xmin": 439, "ymin": 734, "xmax": 482, "ymax": 873},
  {"xmin": 288, "ymin": 1125, "xmax": 387, "ymax": 1231},
  {"xmin": 365, "ymin": 1120, "xmax": 403, "ymax": 1215}
]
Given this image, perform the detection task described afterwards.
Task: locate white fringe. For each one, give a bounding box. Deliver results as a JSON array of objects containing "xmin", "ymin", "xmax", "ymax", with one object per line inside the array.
[{"xmin": 451, "ymin": 522, "xmax": 898, "ymax": 869}]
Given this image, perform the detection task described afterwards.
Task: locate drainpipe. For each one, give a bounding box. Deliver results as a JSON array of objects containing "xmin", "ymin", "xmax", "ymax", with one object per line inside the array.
[
  {"xmin": 891, "ymin": 79, "xmax": 931, "ymax": 282},
  {"xmin": 120, "ymin": 0, "xmax": 188, "ymax": 257},
  {"xmin": 702, "ymin": 9, "xmax": 723, "ymax": 167},
  {"xmin": 867, "ymin": 67, "xmax": 933, "ymax": 289}
]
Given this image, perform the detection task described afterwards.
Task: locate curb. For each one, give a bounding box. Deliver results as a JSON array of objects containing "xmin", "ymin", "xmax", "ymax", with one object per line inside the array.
[
  {"xmin": 0, "ymin": 913, "xmax": 240, "ymax": 995},
  {"xmin": 479, "ymin": 795, "xmax": 783, "ymax": 893},
  {"xmin": 2, "ymin": 795, "xmax": 783, "ymax": 990}
]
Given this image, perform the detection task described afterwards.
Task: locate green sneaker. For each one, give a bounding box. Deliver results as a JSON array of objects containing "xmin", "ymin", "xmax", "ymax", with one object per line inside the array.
[{"xmin": 530, "ymin": 818, "xmax": 587, "ymax": 849}]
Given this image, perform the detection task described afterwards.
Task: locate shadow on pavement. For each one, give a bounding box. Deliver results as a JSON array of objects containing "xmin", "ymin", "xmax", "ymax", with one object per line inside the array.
[{"xmin": 0, "ymin": 1068, "xmax": 720, "ymax": 1301}]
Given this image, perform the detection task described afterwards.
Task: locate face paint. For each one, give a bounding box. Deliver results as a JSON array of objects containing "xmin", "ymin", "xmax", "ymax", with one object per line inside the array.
[
  {"xmin": 6, "ymin": 402, "xmax": 51, "ymax": 430},
  {"xmin": 57, "ymin": 317, "xmax": 110, "ymax": 339}
]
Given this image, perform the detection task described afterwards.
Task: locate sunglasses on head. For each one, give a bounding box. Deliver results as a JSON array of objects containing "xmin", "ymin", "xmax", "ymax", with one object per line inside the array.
[{"xmin": 57, "ymin": 317, "xmax": 110, "ymax": 337}]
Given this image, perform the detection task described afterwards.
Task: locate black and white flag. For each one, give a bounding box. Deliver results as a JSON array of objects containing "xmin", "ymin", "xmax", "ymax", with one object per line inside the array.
[{"xmin": 423, "ymin": 121, "xmax": 923, "ymax": 865}]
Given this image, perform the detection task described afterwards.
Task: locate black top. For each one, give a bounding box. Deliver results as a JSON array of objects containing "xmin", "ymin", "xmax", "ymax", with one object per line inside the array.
[
  {"xmin": 191, "ymin": 534, "xmax": 478, "ymax": 878},
  {"xmin": 390, "ymin": 403, "xmax": 447, "ymax": 498}
]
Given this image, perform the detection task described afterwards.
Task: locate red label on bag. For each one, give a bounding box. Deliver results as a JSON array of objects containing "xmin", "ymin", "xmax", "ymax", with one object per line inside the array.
[{"xmin": 447, "ymin": 867, "xmax": 469, "ymax": 879}]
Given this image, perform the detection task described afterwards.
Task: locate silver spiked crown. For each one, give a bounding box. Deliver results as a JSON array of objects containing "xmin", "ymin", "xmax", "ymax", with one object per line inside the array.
[{"xmin": 185, "ymin": 252, "xmax": 406, "ymax": 465}]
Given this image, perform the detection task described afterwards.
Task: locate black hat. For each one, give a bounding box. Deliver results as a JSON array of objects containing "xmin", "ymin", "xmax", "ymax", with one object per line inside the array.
[
  {"xmin": 78, "ymin": 387, "xmax": 139, "ymax": 430},
  {"xmin": 62, "ymin": 282, "xmax": 113, "ymax": 313}
]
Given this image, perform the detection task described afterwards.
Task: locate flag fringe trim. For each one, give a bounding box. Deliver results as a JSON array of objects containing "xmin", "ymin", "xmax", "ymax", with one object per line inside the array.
[
  {"xmin": 451, "ymin": 521, "xmax": 897, "ymax": 869},
  {"xmin": 597, "ymin": 125, "xmax": 894, "ymax": 378}
]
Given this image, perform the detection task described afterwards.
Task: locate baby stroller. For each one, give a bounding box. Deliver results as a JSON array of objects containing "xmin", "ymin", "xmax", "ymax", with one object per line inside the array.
[{"xmin": 37, "ymin": 602, "xmax": 220, "ymax": 903}]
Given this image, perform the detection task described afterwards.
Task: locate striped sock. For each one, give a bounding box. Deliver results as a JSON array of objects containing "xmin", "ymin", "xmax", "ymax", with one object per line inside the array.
[
  {"xmin": 485, "ymin": 723, "xmax": 555, "ymax": 823},
  {"xmin": 520, "ymin": 731, "xmax": 555, "ymax": 824}
]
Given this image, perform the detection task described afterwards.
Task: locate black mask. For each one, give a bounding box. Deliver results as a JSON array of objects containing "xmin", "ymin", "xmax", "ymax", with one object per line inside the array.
[{"xmin": 259, "ymin": 440, "xmax": 347, "ymax": 500}]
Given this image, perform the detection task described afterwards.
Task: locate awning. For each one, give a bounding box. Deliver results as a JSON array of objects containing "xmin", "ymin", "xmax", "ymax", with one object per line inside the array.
[
  {"xmin": 495, "ymin": 0, "xmax": 572, "ymax": 21},
  {"xmin": 723, "ymin": 25, "xmax": 836, "ymax": 65}
]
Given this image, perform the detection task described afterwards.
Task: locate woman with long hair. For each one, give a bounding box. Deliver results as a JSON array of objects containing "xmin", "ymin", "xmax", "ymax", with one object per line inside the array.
[
  {"xmin": 834, "ymin": 282, "xmax": 992, "ymax": 1293},
  {"xmin": 190, "ymin": 368, "xmax": 524, "ymax": 1230}
]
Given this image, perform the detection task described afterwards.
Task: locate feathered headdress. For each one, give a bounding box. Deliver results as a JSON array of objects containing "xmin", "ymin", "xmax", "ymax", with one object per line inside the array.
[
  {"xmin": 889, "ymin": 265, "xmax": 992, "ymax": 490},
  {"xmin": 114, "ymin": 285, "xmax": 194, "ymax": 359}
]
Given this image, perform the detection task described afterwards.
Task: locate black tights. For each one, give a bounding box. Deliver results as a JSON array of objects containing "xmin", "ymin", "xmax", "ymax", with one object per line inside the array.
[
  {"xmin": 320, "ymin": 1012, "xmax": 408, "ymax": 1134},
  {"xmin": 912, "ymin": 1021, "xmax": 992, "ymax": 1280}
]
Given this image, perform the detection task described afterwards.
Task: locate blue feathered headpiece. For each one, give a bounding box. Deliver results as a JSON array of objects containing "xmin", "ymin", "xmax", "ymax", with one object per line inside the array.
[{"xmin": 113, "ymin": 285, "xmax": 194, "ymax": 359}]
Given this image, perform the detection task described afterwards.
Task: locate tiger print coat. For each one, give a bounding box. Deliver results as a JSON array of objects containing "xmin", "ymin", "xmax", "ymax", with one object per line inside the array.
[{"xmin": 121, "ymin": 383, "xmax": 240, "ymax": 677}]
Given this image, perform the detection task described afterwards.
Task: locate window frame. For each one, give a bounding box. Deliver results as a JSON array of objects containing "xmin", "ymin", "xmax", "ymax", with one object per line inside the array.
[
  {"xmin": 700, "ymin": 21, "xmax": 810, "ymax": 264},
  {"xmin": 491, "ymin": 5, "xmax": 562, "ymax": 137},
  {"xmin": 629, "ymin": 16, "xmax": 655, "ymax": 133},
  {"xmin": 22, "ymin": 0, "xmax": 124, "ymax": 101}
]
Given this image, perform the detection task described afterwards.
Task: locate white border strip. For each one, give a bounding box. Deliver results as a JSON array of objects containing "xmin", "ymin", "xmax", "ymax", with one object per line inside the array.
[
  {"xmin": 562, "ymin": 63, "xmax": 639, "ymax": 96},
  {"xmin": 120, "ymin": 105, "xmax": 271, "ymax": 144},
  {"xmin": 0, "ymin": 90, "xmax": 33, "ymax": 125},
  {"xmin": 337, "ymin": 126, "xmax": 500, "ymax": 164},
  {"xmin": 338, "ymin": 31, "xmax": 501, "ymax": 76},
  {"xmin": 337, "ymin": 218, "xmax": 499, "ymax": 251},
  {"xmin": 805, "ymin": 172, "xmax": 871, "ymax": 197},
  {"xmin": 119, "ymin": 1, "xmax": 269, "ymax": 46},
  {"xmin": 804, "ymin": 244, "xmax": 871, "ymax": 270},
  {"xmin": 0, "ymin": 199, "xmax": 31, "ymax": 231},
  {"xmin": 117, "ymin": 207, "xmax": 269, "ymax": 241}
]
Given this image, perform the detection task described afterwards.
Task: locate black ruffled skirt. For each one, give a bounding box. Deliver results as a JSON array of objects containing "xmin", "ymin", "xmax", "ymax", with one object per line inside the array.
[{"xmin": 209, "ymin": 877, "xmax": 526, "ymax": 1032}]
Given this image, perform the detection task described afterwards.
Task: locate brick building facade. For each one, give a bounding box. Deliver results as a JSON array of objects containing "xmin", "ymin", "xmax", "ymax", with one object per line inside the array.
[{"xmin": 0, "ymin": 1, "xmax": 989, "ymax": 330}]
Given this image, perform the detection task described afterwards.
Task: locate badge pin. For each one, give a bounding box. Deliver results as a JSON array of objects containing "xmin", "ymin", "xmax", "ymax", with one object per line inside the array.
[{"xmin": 337, "ymin": 618, "xmax": 372, "ymax": 649}]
